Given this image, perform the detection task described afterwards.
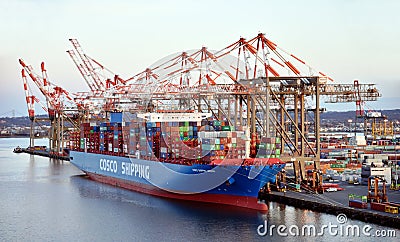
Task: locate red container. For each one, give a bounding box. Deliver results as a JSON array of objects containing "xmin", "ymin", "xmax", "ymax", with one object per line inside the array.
[
  {"xmin": 349, "ymin": 200, "xmax": 367, "ymax": 209},
  {"xmin": 371, "ymin": 202, "xmax": 386, "ymax": 212}
]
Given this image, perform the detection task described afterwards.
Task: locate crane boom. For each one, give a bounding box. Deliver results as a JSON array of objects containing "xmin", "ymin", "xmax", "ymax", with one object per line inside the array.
[
  {"xmin": 69, "ymin": 39, "xmax": 104, "ymax": 91},
  {"xmin": 21, "ymin": 69, "xmax": 35, "ymax": 120},
  {"xmin": 66, "ymin": 50, "xmax": 97, "ymax": 91}
]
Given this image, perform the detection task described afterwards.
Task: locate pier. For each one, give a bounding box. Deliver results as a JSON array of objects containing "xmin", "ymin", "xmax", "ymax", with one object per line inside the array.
[
  {"xmin": 260, "ymin": 182, "xmax": 400, "ymax": 229},
  {"xmin": 15, "ymin": 146, "xmax": 69, "ymax": 161}
]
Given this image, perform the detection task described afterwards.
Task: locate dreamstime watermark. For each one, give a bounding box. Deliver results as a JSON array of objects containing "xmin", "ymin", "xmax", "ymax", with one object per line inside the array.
[{"xmin": 257, "ymin": 214, "xmax": 397, "ymax": 238}]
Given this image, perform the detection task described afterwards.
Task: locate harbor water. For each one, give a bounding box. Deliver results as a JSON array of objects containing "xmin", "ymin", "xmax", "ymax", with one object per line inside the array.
[{"xmin": 0, "ymin": 138, "xmax": 398, "ymax": 241}]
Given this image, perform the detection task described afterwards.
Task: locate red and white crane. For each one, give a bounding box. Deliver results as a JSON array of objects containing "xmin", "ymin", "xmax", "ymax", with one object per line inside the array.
[
  {"xmin": 68, "ymin": 39, "xmax": 105, "ymax": 91},
  {"xmin": 21, "ymin": 69, "xmax": 41, "ymax": 120},
  {"xmin": 67, "ymin": 39, "xmax": 127, "ymax": 92},
  {"xmin": 19, "ymin": 59, "xmax": 78, "ymax": 119}
]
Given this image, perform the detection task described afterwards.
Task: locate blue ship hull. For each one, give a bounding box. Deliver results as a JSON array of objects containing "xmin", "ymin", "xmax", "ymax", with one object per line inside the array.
[{"xmin": 69, "ymin": 151, "xmax": 285, "ymax": 210}]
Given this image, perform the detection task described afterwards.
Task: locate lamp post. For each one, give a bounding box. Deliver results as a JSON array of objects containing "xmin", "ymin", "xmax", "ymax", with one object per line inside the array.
[
  {"xmin": 348, "ymin": 119, "xmax": 352, "ymax": 133},
  {"xmin": 395, "ymin": 161, "xmax": 398, "ymax": 190},
  {"xmin": 347, "ymin": 119, "xmax": 353, "ymax": 145},
  {"xmin": 384, "ymin": 119, "xmax": 388, "ymax": 137}
]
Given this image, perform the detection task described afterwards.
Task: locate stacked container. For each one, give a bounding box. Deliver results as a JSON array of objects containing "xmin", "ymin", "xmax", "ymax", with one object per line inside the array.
[
  {"xmin": 79, "ymin": 122, "xmax": 100, "ymax": 153},
  {"xmin": 160, "ymin": 121, "xmax": 200, "ymax": 163},
  {"xmin": 69, "ymin": 113, "xmax": 282, "ymax": 165},
  {"xmin": 67, "ymin": 131, "xmax": 80, "ymax": 151},
  {"xmin": 256, "ymin": 137, "xmax": 281, "ymax": 158}
]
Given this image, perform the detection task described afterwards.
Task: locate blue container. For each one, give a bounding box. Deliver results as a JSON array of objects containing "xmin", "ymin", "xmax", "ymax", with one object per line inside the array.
[
  {"xmin": 110, "ymin": 112, "xmax": 123, "ymax": 123},
  {"xmin": 146, "ymin": 122, "xmax": 156, "ymax": 127},
  {"xmin": 202, "ymin": 138, "xmax": 211, "ymax": 144},
  {"xmin": 257, "ymin": 149, "xmax": 268, "ymax": 155}
]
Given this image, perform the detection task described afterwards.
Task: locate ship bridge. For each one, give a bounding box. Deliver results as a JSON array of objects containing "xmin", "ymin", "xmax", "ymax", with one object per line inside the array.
[{"xmin": 137, "ymin": 112, "xmax": 211, "ymax": 122}]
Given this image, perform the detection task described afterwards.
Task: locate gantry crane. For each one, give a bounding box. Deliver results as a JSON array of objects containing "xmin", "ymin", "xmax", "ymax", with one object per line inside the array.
[
  {"xmin": 19, "ymin": 59, "xmax": 80, "ymax": 155},
  {"xmin": 66, "ymin": 39, "xmax": 128, "ymax": 119},
  {"xmin": 20, "ymin": 33, "xmax": 382, "ymax": 192}
]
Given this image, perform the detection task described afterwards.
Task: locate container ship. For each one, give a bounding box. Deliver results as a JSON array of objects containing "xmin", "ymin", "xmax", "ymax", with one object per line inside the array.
[{"xmin": 68, "ymin": 111, "xmax": 285, "ymax": 211}]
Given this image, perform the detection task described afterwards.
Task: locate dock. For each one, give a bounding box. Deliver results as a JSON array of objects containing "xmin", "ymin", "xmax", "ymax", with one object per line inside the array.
[
  {"xmin": 260, "ymin": 182, "xmax": 400, "ymax": 229},
  {"xmin": 15, "ymin": 147, "xmax": 69, "ymax": 161}
]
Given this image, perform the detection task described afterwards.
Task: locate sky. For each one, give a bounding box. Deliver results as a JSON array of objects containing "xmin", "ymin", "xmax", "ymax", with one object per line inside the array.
[{"xmin": 1, "ymin": 0, "xmax": 399, "ymax": 117}]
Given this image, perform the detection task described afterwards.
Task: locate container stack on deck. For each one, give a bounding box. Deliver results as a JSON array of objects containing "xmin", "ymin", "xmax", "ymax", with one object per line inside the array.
[
  {"xmin": 256, "ymin": 137, "xmax": 281, "ymax": 159},
  {"xmin": 68, "ymin": 131, "xmax": 80, "ymax": 151},
  {"xmin": 199, "ymin": 129, "xmax": 246, "ymax": 163},
  {"xmin": 67, "ymin": 112, "xmax": 282, "ymax": 166},
  {"xmin": 163, "ymin": 120, "xmax": 200, "ymax": 161}
]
